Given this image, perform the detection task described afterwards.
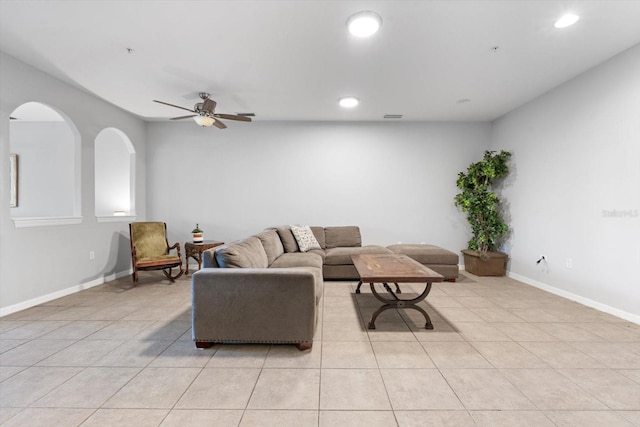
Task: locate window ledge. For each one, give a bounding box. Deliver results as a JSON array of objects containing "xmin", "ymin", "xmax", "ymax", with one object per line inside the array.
[
  {"xmin": 13, "ymin": 216, "xmax": 83, "ymax": 228},
  {"xmin": 97, "ymin": 215, "xmax": 137, "ymax": 223}
]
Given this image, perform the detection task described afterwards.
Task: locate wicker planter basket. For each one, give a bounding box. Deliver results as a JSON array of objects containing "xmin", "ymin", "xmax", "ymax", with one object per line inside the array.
[{"xmin": 461, "ymin": 249, "xmax": 508, "ymax": 276}]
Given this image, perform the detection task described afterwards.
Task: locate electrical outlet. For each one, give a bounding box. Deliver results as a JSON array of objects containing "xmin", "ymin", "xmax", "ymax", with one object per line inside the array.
[
  {"xmin": 89, "ymin": 251, "xmax": 95, "ymax": 260},
  {"xmin": 566, "ymin": 258, "xmax": 572, "ymax": 269}
]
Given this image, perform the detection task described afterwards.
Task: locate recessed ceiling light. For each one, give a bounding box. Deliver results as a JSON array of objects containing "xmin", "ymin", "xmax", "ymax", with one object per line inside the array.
[
  {"xmin": 347, "ymin": 11, "xmax": 382, "ymax": 37},
  {"xmin": 554, "ymin": 13, "xmax": 579, "ymax": 28},
  {"xmin": 339, "ymin": 97, "xmax": 359, "ymax": 108}
]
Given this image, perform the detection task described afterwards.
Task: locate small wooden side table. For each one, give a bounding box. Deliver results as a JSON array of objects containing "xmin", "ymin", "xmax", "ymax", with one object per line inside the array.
[{"xmin": 184, "ymin": 240, "xmax": 224, "ymax": 275}]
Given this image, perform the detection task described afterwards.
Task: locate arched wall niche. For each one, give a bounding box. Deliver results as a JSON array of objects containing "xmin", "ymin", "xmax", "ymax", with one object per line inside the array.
[
  {"xmin": 94, "ymin": 127, "xmax": 136, "ymax": 222},
  {"xmin": 9, "ymin": 101, "xmax": 82, "ymax": 227}
]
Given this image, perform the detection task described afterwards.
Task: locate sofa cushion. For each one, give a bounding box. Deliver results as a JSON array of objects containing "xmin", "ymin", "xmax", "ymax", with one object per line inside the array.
[
  {"xmin": 256, "ymin": 230, "xmax": 285, "ymax": 265},
  {"xmin": 324, "ymin": 245, "xmax": 392, "ymax": 265},
  {"xmin": 387, "ymin": 244, "xmax": 459, "ymax": 265},
  {"xmin": 306, "ymin": 248, "xmax": 325, "ymax": 262},
  {"xmin": 269, "ymin": 252, "xmax": 323, "ymax": 270},
  {"xmin": 215, "ymin": 237, "xmax": 269, "ymax": 268},
  {"xmin": 310, "ymin": 226, "xmax": 325, "ymax": 249},
  {"xmin": 325, "ymin": 226, "xmax": 362, "ymax": 248},
  {"xmin": 290, "ymin": 225, "xmax": 321, "ymax": 252},
  {"xmin": 276, "ymin": 227, "xmax": 299, "ymax": 253}
]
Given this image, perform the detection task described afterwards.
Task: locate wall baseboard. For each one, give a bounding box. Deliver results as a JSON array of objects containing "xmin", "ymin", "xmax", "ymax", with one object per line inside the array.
[
  {"xmin": 0, "ymin": 269, "xmax": 132, "ymax": 317},
  {"xmin": 508, "ymin": 272, "xmax": 640, "ymax": 325},
  {"xmin": 460, "ymin": 264, "xmax": 638, "ymax": 324}
]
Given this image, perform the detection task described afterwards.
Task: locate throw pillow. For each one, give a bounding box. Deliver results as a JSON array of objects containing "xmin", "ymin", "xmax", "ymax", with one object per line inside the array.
[
  {"xmin": 290, "ymin": 225, "xmax": 321, "ymax": 252},
  {"xmin": 276, "ymin": 227, "xmax": 299, "ymax": 252}
]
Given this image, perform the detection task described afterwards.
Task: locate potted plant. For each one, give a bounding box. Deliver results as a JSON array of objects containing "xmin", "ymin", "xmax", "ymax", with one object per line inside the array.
[
  {"xmin": 454, "ymin": 150, "xmax": 512, "ymax": 276},
  {"xmin": 192, "ymin": 224, "xmax": 203, "ymax": 243}
]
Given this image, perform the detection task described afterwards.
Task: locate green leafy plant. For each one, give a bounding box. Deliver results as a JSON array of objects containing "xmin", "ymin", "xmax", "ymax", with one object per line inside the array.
[{"xmin": 454, "ymin": 150, "xmax": 512, "ymax": 255}]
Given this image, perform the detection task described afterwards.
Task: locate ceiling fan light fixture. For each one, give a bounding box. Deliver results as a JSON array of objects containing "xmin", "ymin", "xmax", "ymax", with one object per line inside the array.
[
  {"xmin": 554, "ymin": 13, "xmax": 579, "ymax": 28},
  {"xmin": 193, "ymin": 115, "xmax": 215, "ymax": 127},
  {"xmin": 339, "ymin": 97, "xmax": 359, "ymax": 108},
  {"xmin": 347, "ymin": 11, "xmax": 382, "ymax": 37}
]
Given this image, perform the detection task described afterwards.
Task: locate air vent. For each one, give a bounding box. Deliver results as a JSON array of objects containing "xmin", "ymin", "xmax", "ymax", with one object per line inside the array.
[
  {"xmin": 384, "ymin": 114, "xmax": 403, "ymax": 119},
  {"xmin": 237, "ymin": 113, "xmax": 255, "ymax": 117}
]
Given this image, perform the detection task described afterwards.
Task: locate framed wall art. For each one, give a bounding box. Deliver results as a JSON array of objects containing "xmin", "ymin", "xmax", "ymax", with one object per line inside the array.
[{"xmin": 10, "ymin": 153, "xmax": 18, "ymax": 207}]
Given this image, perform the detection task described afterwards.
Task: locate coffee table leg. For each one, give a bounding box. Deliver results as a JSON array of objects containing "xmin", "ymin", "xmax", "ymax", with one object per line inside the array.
[
  {"xmin": 368, "ymin": 303, "xmax": 393, "ymax": 329},
  {"xmin": 408, "ymin": 305, "xmax": 434, "ymax": 329},
  {"xmin": 355, "ymin": 281, "xmax": 363, "ymax": 294},
  {"xmin": 381, "ymin": 283, "xmax": 402, "ymax": 295},
  {"xmin": 368, "ymin": 282, "xmax": 435, "ymax": 330}
]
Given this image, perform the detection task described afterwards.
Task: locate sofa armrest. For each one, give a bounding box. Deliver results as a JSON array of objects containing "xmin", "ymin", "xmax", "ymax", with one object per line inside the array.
[
  {"xmin": 202, "ymin": 247, "xmax": 219, "ymax": 268},
  {"xmin": 191, "ymin": 268, "xmax": 318, "ymax": 344}
]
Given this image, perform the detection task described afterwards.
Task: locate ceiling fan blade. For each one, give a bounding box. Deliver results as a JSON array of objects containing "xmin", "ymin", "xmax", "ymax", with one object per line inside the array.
[
  {"xmin": 202, "ymin": 98, "xmax": 217, "ymax": 112},
  {"xmin": 170, "ymin": 115, "xmax": 197, "ymax": 120},
  {"xmin": 213, "ymin": 119, "xmax": 227, "ymax": 129},
  {"xmin": 153, "ymin": 100, "xmax": 195, "ymax": 113},
  {"xmin": 214, "ymin": 113, "xmax": 252, "ymax": 122}
]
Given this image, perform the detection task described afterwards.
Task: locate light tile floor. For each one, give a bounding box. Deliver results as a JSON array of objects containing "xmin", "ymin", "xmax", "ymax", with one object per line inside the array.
[{"xmin": 1, "ymin": 271, "xmax": 640, "ymax": 426}]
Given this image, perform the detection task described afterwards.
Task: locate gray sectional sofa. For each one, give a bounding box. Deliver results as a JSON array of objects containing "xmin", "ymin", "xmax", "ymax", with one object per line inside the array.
[{"xmin": 191, "ymin": 225, "xmax": 458, "ymax": 350}]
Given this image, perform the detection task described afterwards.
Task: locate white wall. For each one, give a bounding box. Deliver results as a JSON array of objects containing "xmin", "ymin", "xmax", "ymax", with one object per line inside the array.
[
  {"xmin": 147, "ymin": 120, "xmax": 489, "ymax": 256},
  {"xmin": 0, "ymin": 52, "xmax": 148, "ymax": 313},
  {"xmin": 491, "ymin": 44, "xmax": 640, "ymax": 321}
]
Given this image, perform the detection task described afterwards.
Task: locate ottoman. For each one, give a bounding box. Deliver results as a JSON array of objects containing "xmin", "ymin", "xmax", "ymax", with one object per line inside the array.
[{"xmin": 387, "ymin": 244, "xmax": 459, "ymax": 281}]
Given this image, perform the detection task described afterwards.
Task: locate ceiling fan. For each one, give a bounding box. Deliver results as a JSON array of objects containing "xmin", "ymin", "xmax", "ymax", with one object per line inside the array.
[{"xmin": 153, "ymin": 92, "xmax": 251, "ymax": 129}]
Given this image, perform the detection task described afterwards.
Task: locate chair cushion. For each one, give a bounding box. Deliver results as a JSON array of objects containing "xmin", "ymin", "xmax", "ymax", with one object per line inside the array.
[
  {"xmin": 136, "ymin": 254, "xmax": 181, "ymax": 268},
  {"xmin": 290, "ymin": 225, "xmax": 321, "ymax": 252},
  {"xmin": 215, "ymin": 237, "xmax": 269, "ymax": 268},
  {"xmin": 324, "ymin": 226, "xmax": 362, "ymax": 248},
  {"xmin": 131, "ymin": 222, "xmax": 168, "ymax": 258}
]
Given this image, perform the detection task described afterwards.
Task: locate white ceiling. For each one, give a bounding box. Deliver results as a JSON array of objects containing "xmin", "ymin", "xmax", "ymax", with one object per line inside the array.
[{"xmin": 1, "ymin": 0, "xmax": 640, "ymax": 123}]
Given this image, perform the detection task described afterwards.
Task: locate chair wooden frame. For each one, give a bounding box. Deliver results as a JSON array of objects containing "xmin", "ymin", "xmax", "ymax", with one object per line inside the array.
[{"xmin": 129, "ymin": 222, "xmax": 184, "ymax": 284}]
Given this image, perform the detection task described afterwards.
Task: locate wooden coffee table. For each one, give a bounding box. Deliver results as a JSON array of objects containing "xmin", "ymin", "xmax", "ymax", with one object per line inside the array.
[{"xmin": 351, "ymin": 254, "xmax": 444, "ymax": 330}]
